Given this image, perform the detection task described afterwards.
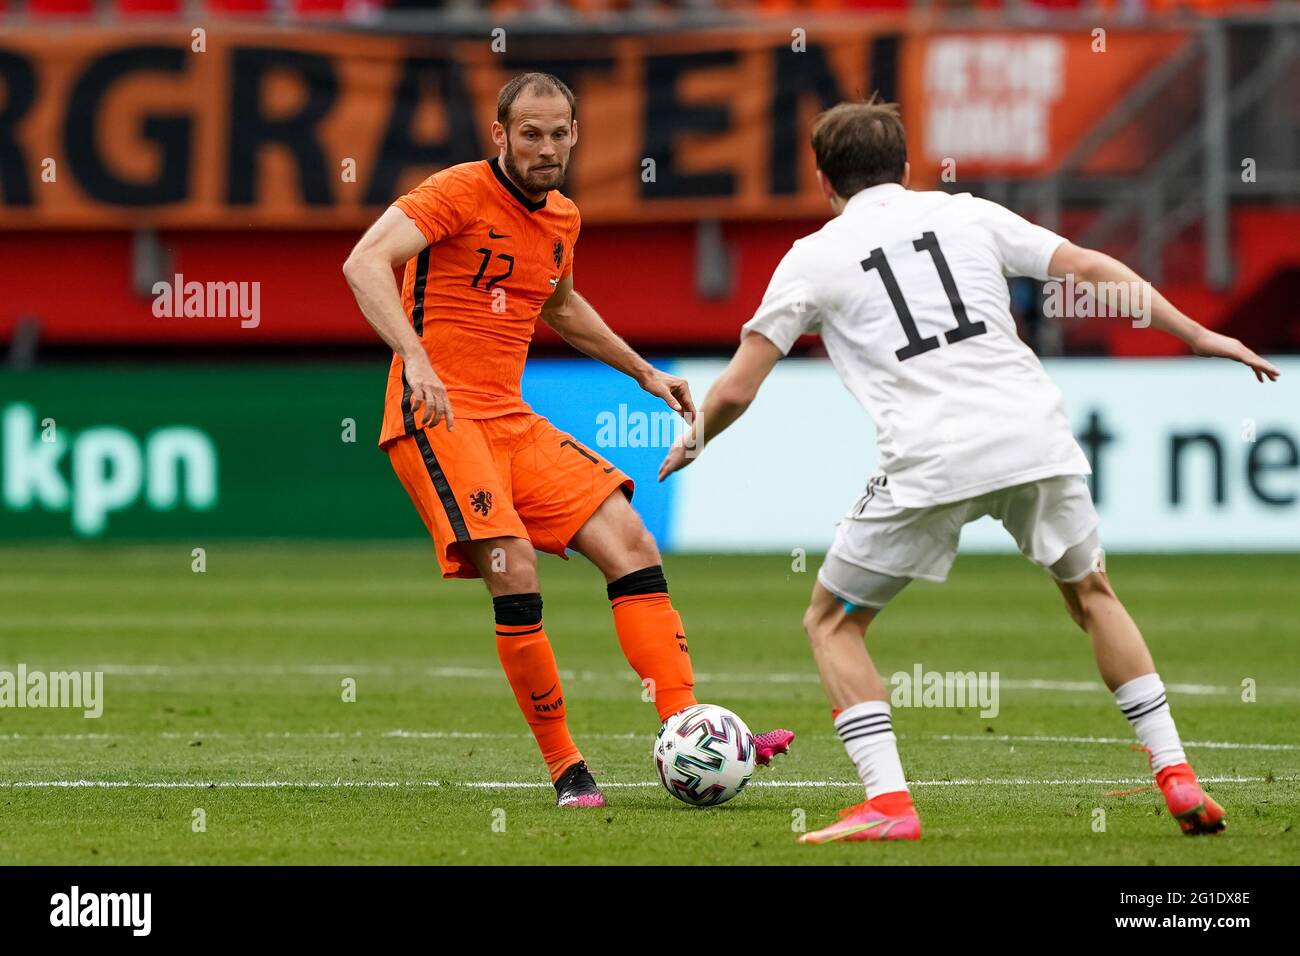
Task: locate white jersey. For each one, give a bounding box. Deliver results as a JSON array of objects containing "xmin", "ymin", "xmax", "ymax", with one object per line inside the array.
[{"xmin": 742, "ymin": 182, "xmax": 1091, "ymax": 508}]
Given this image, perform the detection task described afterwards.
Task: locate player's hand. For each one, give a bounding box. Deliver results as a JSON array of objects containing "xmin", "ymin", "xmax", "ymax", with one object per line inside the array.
[
  {"xmin": 404, "ymin": 356, "xmax": 455, "ymax": 430},
  {"xmin": 1190, "ymin": 329, "xmax": 1280, "ymax": 383},
  {"xmin": 639, "ymin": 367, "xmax": 696, "ymax": 417},
  {"xmin": 657, "ymin": 435, "xmax": 695, "ymax": 482}
]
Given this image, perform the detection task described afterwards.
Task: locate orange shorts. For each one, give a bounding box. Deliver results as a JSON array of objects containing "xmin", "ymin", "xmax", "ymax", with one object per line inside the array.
[{"xmin": 386, "ymin": 411, "xmax": 633, "ymax": 579}]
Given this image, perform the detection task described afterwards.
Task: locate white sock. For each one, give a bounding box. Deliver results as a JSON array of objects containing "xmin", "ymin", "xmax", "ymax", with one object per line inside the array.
[
  {"xmin": 835, "ymin": 700, "xmax": 909, "ymax": 799},
  {"xmin": 1114, "ymin": 673, "xmax": 1187, "ymax": 772}
]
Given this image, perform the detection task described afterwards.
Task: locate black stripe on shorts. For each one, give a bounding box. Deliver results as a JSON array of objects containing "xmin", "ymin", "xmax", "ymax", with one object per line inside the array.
[
  {"xmin": 401, "ymin": 371, "xmax": 416, "ymax": 436},
  {"xmin": 412, "ymin": 429, "xmax": 469, "ymax": 542}
]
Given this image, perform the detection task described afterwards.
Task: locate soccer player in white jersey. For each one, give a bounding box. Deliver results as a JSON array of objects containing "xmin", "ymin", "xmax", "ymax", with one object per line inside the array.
[{"xmin": 658, "ymin": 99, "xmax": 1279, "ymax": 843}]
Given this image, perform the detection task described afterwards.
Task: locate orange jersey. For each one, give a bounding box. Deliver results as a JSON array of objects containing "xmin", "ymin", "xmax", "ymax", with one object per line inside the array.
[{"xmin": 378, "ymin": 157, "xmax": 581, "ymax": 445}]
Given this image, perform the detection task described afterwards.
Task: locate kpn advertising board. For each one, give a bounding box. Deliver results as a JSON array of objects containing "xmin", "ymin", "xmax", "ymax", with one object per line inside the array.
[{"xmin": 1, "ymin": 359, "xmax": 1296, "ymax": 551}]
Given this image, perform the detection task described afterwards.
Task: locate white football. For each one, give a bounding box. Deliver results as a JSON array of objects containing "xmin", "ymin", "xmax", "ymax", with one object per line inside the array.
[{"xmin": 654, "ymin": 703, "xmax": 756, "ymax": 807}]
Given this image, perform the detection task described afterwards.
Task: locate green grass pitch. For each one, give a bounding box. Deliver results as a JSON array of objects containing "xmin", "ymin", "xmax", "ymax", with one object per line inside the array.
[{"xmin": 0, "ymin": 545, "xmax": 1296, "ymax": 865}]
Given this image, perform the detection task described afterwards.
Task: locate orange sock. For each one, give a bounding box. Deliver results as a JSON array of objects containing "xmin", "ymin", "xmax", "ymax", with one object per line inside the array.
[
  {"xmin": 493, "ymin": 593, "xmax": 582, "ymax": 782},
  {"xmin": 607, "ymin": 566, "xmax": 697, "ymax": 722}
]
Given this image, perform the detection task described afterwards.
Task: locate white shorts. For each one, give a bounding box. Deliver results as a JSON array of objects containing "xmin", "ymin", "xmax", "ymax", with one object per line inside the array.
[{"xmin": 817, "ymin": 473, "xmax": 1103, "ymax": 609}]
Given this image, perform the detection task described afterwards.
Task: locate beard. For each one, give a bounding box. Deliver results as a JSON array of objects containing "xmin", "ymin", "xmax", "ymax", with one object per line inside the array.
[{"xmin": 503, "ymin": 141, "xmax": 567, "ymax": 194}]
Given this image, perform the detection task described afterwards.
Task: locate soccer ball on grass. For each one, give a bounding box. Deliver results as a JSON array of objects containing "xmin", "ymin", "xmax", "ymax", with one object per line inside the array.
[{"xmin": 653, "ymin": 703, "xmax": 755, "ymax": 807}]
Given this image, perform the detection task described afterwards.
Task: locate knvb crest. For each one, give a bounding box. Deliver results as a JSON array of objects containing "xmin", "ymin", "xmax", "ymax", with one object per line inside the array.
[
  {"xmin": 553, "ymin": 239, "xmax": 563, "ymax": 268},
  {"xmin": 469, "ymin": 489, "xmax": 493, "ymax": 516}
]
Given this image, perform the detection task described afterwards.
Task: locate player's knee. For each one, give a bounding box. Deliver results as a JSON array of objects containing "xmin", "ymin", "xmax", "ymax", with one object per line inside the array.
[
  {"xmin": 801, "ymin": 606, "xmax": 819, "ymax": 643},
  {"xmin": 1060, "ymin": 592, "xmax": 1088, "ymax": 631},
  {"xmin": 474, "ymin": 538, "xmax": 537, "ymax": 592},
  {"xmin": 611, "ymin": 506, "xmax": 659, "ymax": 567},
  {"xmin": 802, "ymin": 603, "xmax": 835, "ymax": 648},
  {"xmin": 628, "ymin": 524, "xmax": 661, "ymax": 566},
  {"xmin": 503, "ymin": 555, "xmax": 540, "ymax": 592},
  {"xmin": 1060, "ymin": 572, "xmax": 1115, "ymax": 631},
  {"xmin": 585, "ymin": 491, "xmax": 659, "ymax": 568}
]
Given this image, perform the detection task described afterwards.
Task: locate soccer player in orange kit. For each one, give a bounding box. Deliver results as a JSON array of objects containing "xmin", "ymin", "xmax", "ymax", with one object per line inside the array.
[{"xmin": 343, "ymin": 73, "xmax": 793, "ymax": 806}]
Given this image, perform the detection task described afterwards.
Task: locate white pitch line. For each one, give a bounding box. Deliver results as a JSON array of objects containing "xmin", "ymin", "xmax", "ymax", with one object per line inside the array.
[
  {"xmin": 7, "ymin": 661, "xmax": 1293, "ymax": 698},
  {"xmin": 0, "ymin": 775, "xmax": 1282, "ymax": 791},
  {"xmin": 931, "ymin": 734, "xmax": 1300, "ymax": 752},
  {"xmin": 1, "ymin": 729, "xmax": 1295, "ymax": 752},
  {"xmin": 424, "ymin": 667, "xmax": 1289, "ymax": 697},
  {"xmin": 408, "ymin": 666, "xmax": 1266, "ymax": 698},
  {"xmin": 465, "ymin": 776, "xmax": 1279, "ymax": 789},
  {"xmin": 0, "ymin": 730, "xmax": 644, "ymax": 742},
  {"xmin": 0, "ymin": 780, "xmax": 440, "ymax": 789},
  {"xmin": 381, "ymin": 730, "xmax": 644, "ymax": 741}
]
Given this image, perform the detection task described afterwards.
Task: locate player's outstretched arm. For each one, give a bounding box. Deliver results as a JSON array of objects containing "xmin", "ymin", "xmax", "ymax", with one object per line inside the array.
[
  {"xmin": 541, "ymin": 276, "xmax": 694, "ymax": 416},
  {"xmin": 343, "ymin": 207, "xmax": 456, "ymax": 430},
  {"xmin": 1048, "ymin": 241, "xmax": 1280, "ymax": 383},
  {"xmin": 657, "ymin": 332, "xmax": 783, "ymax": 481}
]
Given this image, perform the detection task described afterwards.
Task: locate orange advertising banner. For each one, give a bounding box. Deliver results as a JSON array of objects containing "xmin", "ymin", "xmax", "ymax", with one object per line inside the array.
[
  {"xmin": 0, "ymin": 23, "xmax": 1190, "ymax": 228},
  {"xmin": 899, "ymin": 28, "xmax": 1192, "ymax": 181}
]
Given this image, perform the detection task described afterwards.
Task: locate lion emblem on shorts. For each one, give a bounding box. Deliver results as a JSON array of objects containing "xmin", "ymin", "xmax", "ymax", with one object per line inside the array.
[
  {"xmin": 469, "ymin": 489, "xmax": 493, "ymax": 516},
  {"xmin": 553, "ymin": 239, "xmax": 563, "ymax": 268}
]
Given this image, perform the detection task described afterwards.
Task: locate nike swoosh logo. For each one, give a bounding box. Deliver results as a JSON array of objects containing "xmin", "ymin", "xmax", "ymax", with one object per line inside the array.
[
  {"xmin": 530, "ymin": 683, "xmax": 557, "ymax": 701},
  {"xmin": 488, "ymin": 229, "xmax": 510, "ymax": 239},
  {"xmin": 826, "ymin": 818, "xmax": 893, "ymax": 842}
]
